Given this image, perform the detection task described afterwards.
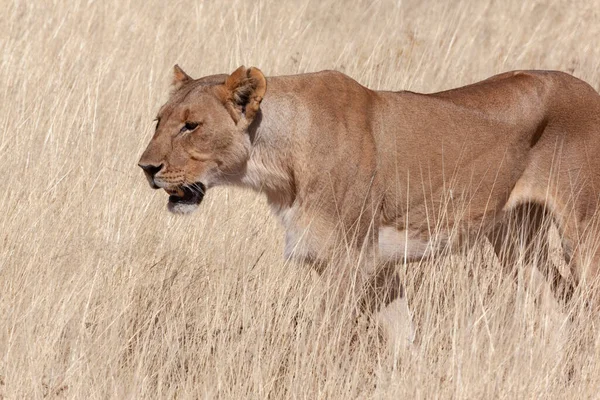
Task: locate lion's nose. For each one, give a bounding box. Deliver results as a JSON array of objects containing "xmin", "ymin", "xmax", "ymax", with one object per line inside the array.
[{"xmin": 138, "ymin": 162, "xmax": 163, "ymax": 178}]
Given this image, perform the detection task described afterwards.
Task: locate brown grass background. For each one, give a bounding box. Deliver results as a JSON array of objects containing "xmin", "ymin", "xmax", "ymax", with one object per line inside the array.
[{"xmin": 1, "ymin": 0, "xmax": 600, "ymax": 398}]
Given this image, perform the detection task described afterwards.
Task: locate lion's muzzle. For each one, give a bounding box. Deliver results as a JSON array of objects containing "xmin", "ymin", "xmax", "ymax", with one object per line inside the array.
[{"xmin": 138, "ymin": 162, "xmax": 163, "ymax": 189}]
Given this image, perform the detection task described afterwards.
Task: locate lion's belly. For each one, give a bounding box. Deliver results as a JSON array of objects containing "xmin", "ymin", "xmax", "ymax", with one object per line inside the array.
[
  {"xmin": 378, "ymin": 226, "xmax": 450, "ymax": 262},
  {"xmin": 277, "ymin": 205, "xmax": 455, "ymax": 263}
]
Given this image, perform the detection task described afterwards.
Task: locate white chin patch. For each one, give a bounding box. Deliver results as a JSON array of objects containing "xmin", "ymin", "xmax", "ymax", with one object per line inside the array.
[{"xmin": 167, "ymin": 201, "xmax": 199, "ymax": 215}]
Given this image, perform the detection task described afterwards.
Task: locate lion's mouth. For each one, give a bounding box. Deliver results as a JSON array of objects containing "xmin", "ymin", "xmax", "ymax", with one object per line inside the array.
[{"xmin": 165, "ymin": 183, "xmax": 205, "ymax": 210}]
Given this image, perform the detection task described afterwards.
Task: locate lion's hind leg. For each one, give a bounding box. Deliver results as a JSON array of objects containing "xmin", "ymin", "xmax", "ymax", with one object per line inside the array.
[{"xmin": 486, "ymin": 202, "xmax": 575, "ymax": 306}]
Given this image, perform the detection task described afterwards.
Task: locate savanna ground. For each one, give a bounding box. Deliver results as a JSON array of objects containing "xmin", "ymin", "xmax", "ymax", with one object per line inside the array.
[{"xmin": 2, "ymin": 0, "xmax": 600, "ymax": 398}]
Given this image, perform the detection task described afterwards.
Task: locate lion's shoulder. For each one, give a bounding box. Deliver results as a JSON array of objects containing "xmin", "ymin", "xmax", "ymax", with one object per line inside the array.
[{"xmin": 267, "ymin": 69, "xmax": 364, "ymax": 88}]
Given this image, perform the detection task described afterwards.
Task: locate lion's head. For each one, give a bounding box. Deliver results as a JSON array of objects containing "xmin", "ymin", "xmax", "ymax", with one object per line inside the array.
[{"xmin": 138, "ymin": 65, "xmax": 266, "ymax": 214}]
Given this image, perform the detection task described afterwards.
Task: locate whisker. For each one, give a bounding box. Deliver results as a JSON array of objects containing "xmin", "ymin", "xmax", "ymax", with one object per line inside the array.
[{"xmin": 188, "ymin": 182, "xmax": 206, "ymax": 195}]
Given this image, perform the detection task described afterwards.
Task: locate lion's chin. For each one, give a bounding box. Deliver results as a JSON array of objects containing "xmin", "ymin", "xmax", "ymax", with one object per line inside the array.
[{"xmin": 167, "ymin": 201, "xmax": 200, "ymax": 215}]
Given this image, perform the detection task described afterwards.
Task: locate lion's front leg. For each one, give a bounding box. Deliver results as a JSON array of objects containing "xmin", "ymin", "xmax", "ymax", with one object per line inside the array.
[
  {"xmin": 287, "ymin": 235, "xmax": 416, "ymax": 358},
  {"xmin": 361, "ymin": 261, "xmax": 416, "ymax": 359},
  {"xmin": 280, "ymin": 207, "xmax": 416, "ymax": 356}
]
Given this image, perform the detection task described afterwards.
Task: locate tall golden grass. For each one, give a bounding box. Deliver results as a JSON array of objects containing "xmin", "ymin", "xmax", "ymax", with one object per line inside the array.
[{"xmin": 1, "ymin": 0, "xmax": 600, "ymax": 397}]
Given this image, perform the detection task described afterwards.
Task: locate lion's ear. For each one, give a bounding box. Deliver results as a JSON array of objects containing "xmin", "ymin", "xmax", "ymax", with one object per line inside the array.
[
  {"xmin": 172, "ymin": 64, "xmax": 192, "ymax": 90},
  {"xmin": 224, "ymin": 66, "xmax": 266, "ymax": 123}
]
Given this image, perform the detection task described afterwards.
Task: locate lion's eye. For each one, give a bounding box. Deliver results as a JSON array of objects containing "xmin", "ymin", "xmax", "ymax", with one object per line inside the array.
[{"xmin": 180, "ymin": 121, "xmax": 199, "ymax": 133}]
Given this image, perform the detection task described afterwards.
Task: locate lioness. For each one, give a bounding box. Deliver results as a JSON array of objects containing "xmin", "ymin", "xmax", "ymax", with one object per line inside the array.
[{"xmin": 139, "ymin": 65, "xmax": 600, "ymax": 350}]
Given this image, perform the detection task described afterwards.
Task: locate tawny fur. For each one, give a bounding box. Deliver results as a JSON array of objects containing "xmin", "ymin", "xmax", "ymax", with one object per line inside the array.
[{"xmin": 140, "ymin": 66, "xmax": 600, "ymax": 347}]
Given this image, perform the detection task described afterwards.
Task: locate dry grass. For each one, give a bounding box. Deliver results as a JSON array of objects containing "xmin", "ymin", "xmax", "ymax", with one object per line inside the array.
[{"xmin": 2, "ymin": 0, "xmax": 600, "ymax": 398}]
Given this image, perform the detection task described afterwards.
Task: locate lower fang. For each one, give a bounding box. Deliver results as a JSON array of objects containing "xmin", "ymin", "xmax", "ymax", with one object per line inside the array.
[{"xmin": 166, "ymin": 188, "xmax": 184, "ymax": 197}]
